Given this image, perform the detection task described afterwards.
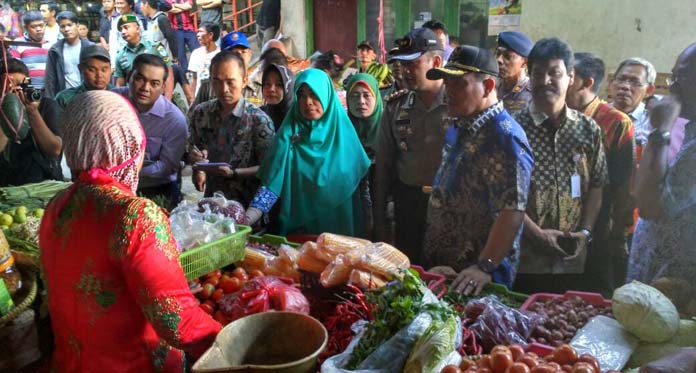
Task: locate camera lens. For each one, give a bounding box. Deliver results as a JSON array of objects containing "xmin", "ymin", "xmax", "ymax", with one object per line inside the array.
[{"xmin": 30, "ymin": 90, "xmax": 42, "ymax": 102}]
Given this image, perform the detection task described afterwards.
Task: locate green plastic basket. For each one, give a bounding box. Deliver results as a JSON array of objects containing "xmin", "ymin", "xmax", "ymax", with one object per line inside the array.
[
  {"xmin": 179, "ymin": 225, "xmax": 251, "ymax": 281},
  {"xmin": 248, "ymin": 233, "xmax": 301, "ymax": 248}
]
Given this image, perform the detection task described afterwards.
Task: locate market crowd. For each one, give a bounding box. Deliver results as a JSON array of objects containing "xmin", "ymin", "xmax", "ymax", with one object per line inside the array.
[{"xmin": 1, "ymin": 0, "xmax": 695, "ymax": 371}]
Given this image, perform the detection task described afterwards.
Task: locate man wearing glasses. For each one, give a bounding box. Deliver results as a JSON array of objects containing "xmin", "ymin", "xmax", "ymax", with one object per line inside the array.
[{"xmin": 608, "ymin": 58, "xmax": 657, "ymax": 145}]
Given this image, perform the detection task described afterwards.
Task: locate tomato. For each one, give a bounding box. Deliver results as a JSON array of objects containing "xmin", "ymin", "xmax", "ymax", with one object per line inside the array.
[
  {"xmin": 199, "ymin": 303, "xmax": 214, "ymax": 314},
  {"xmin": 249, "ymin": 269, "xmax": 265, "ymax": 278},
  {"xmin": 506, "ymin": 362, "xmax": 531, "ymax": 373},
  {"xmin": 524, "ymin": 352, "xmax": 538, "ymax": 360},
  {"xmin": 460, "ymin": 358, "xmax": 477, "ymax": 371},
  {"xmin": 576, "ymin": 354, "xmax": 600, "ymax": 373},
  {"xmin": 441, "ymin": 365, "xmax": 462, "ymax": 373},
  {"xmin": 205, "ymin": 276, "xmax": 219, "ymax": 287},
  {"xmin": 478, "ymin": 355, "xmax": 492, "ymax": 369},
  {"xmin": 491, "ymin": 345, "xmax": 513, "ymax": 357},
  {"xmin": 205, "ymin": 270, "xmax": 221, "ymax": 279},
  {"xmin": 551, "ymin": 344, "xmax": 578, "ymax": 366},
  {"xmin": 561, "ymin": 365, "xmax": 573, "ymax": 372},
  {"xmin": 213, "ymin": 310, "xmax": 229, "ymax": 325},
  {"xmin": 546, "ymin": 362, "xmax": 562, "ymax": 371},
  {"xmin": 530, "ymin": 364, "xmax": 556, "ymax": 373},
  {"xmin": 219, "ymin": 275, "xmax": 242, "ymax": 294},
  {"xmin": 211, "ymin": 288, "xmax": 224, "ymax": 302},
  {"xmin": 477, "ymin": 368, "xmax": 493, "ymax": 373},
  {"xmin": 491, "ymin": 351, "xmax": 514, "ymax": 373},
  {"xmin": 571, "ymin": 362, "xmax": 594, "ymax": 373},
  {"xmin": 509, "ymin": 344, "xmax": 525, "ymax": 361},
  {"xmin": 518, "ymin": 356, "xmax": 538, "ymax": 369},
  {"xmin": 199, "ymin": 283, "xmax": 215, "ymax": 299},
  {"xmin": 232, "ymin": 267, "xmax": 249, "ymax": 282}
]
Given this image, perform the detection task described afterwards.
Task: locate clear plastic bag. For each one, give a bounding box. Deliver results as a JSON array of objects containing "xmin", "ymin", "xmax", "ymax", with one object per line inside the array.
[
  {"xmin": 170, "ymin": 197, "xmax": 237, "ymax": 251},
  {"xmin": 570, "ymin": 315, "xmax": 639, "ymax": 371},
  {"xmin": 464, "ymin": 295, "xmax": 542, "ymax": 351}
]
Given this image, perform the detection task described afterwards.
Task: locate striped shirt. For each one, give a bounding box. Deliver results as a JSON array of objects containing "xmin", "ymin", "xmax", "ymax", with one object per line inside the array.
[{"xmin": 11, "ymin": 37, "xmax": 51, "ymax": 89}]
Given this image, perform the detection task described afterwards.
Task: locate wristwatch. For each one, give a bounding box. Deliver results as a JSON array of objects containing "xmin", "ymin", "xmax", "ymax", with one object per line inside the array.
[
  {"xmin": 579, "ymin": 228, "xmax": 593, "ymax": 243},
  {"xmin": 476, "ymin": 258, "xmax": 496, "ymax": 274},
  {"xmin": 648, "ymin": 130, "xmax": 671, "ymax": 146}
]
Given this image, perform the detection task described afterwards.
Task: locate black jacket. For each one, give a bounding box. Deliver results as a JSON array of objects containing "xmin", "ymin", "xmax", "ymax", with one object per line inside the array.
[{"xmin": 44, "ymin": 38, "xmax": 94, "ymax": 98}]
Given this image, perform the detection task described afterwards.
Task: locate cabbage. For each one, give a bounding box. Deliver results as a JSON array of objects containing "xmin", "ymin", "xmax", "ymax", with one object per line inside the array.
[
  {"xmin": 671, "ymin": 319, "xmax": 696, "ymax": 347},
  {"xmin": 403, "ymin": 314, "xmax": 457, "ymax": 373},
  {"xmin": 612, "ymin": 281, "xmax": 680, "ymax": 343},
  {"xmin": 626, "ymin": 342, "xmax": 681, "ymax": 368}
]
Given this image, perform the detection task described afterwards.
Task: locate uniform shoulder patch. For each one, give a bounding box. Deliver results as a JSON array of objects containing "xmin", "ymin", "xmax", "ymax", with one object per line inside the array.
[{"xmin": 385, "ymin": 89, "xmax": 409, "ymax": 103}]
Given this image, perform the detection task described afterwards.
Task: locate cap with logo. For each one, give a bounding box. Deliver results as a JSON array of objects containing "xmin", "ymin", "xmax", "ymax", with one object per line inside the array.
[
  {"xmin": 426, "ymin": 45, "xmax": 499, "ymax": 80},
  {"xmin": 221, "ymin": 31, "xmax": 250, "ymax": 51},
  {"xmin": 390, "ymin": 28, "xmax": 444, "ymax": 61},
  {"xmin": 497, "ymin": 31, "xmax": 533, "ymax": 58},
  {"xmin": 357, "ymin": 40, "xmax": 374, "ymax": 51},
  {"xmin": 117, "ymin": 14, "xmax": 139, "ymax": 29},
  {"xmin": 80, "ymin": 44, "xmax": 111, "ymax": 64}
]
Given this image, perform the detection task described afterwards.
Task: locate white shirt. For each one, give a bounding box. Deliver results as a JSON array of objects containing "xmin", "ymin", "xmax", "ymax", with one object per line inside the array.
[
  {"xmin": 44, "ymin": 22, "xmax": 62, "ymax": 46},
  {"xmin": 63, "ymin": 41, "xmax": 82, "ymax": 88},
  {"xmin": 188, "ymin": 46, "xmax": 220, "ymax": 97},
  {"xmin": 629, "ymin": 102, "xmax": 651, "ymax": 145}
]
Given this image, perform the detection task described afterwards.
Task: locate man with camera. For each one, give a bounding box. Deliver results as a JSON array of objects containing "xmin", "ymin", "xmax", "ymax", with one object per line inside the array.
[{"xmin": 0, "ymin": 58, "xmax": 63, "ymax": 186}]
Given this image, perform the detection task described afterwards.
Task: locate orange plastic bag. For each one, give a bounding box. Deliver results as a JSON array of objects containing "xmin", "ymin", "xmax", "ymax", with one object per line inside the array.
[
  {"xmin": 315, "ymin": 233, "xmax": 370, "ymax": 262},
  {"xmin": 319, "ymin": 254, "xmax": 353, "ymax": 287},
  {"xmin": 348, "ymin": 269, "xmax": 388, "ymax": 289},
  {"xmin": 297, "ymin": 241, "xmax": 329, "ymax": 273}
]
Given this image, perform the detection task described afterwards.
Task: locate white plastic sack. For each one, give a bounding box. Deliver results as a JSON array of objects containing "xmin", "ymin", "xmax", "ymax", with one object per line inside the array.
[{"xmin": 570, "ymin": 315, "xmax": 639, "ymax": 371}]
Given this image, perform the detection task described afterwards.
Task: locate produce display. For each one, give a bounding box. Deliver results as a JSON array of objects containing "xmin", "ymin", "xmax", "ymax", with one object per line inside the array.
[
  {"xmin": 169, "ymin": 195, "xmax": 242, "ymax": 251},
  {"xmin": 612, "ymin": 281, "xmax": 680, "ymax": 343},
  {"xmin": 462, "ymin": 296, "xmax": 540, "ymax": 352},
  {"xmin": 191, "ymin": 268, "xmax": 267, "ymax": 325},
  {"xmin": 0, "ymin": 181, "xmax": 70, "ymax": 211},
  {"xmin": 525, "ymin": 295, "xmax": 613, "ymax": 346},
  {"xmin": 440, "ymin": 344, "xmax": 612, "ymax": 373},
  {"xmin": 237, "ymin": 243, "xmax": 301, "ymax": 282}
]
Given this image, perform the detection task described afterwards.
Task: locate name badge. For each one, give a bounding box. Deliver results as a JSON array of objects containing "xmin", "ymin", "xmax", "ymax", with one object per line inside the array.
[{"xmin": 571, "ymin": 173, "xmax": 581, "ymax": 199}]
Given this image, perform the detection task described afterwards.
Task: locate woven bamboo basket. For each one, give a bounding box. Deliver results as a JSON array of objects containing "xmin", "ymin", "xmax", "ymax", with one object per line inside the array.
[{"xmin": 0, "ymin": 253, "xmax": 38, "ymax": 327}]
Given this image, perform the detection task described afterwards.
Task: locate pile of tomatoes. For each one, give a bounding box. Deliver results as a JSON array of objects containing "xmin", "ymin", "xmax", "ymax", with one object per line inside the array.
[
  {"xmin": 441, "ymin": 344, "xmax": 618, "ymax": 373},
  {"xmin": 192, "ymin": 267, "xmax": 265, "ymax": 324}
]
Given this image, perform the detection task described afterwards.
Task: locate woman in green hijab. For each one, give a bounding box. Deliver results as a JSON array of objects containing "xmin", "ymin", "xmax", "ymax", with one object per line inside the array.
[
  {"xmin": 245, "ymin": 68, "xmax": 371, "ymax": 236},
  {"xmin": 345, "ymin": 73, "xmax": 384, "ymax": 238}
]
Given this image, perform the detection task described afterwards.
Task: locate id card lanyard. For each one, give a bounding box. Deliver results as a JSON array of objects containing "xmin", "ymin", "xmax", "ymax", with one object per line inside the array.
[{"xmin": 571, "ymin": 153, "xmax": 582, "ymax": 199}]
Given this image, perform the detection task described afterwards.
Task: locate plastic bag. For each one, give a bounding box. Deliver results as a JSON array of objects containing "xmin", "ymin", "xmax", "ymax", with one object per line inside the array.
[
  {"xmin": 349, "ymin": 242, "xmax": 410, "ymax": 279},
  {"xmin": 464, "ymin": 295, "xmax": 541, "ymax": 351},
  {"xmin": 298, "ymin": 241, "xmax": 329, "ymax": 273},
  {"xmin": 320, "ymin": 254, "xmax": 354, "ymax": 288},
  {"xmin": 198, "ymin": 192, "xmax": 246, "ymax": 224},
  {"xmin": 404, "ymin": 314, "xmax": 462, "ymax": 373},
  {"xmin": 218, "ymin": 276, "xmax": 309, "ymax": 322},
  {"xmin": 570, "ymin": 315, "xmax": 639, "ymax": 371},
  {"xmin": 316, "ymin": 233, "xmax": 370, "ymax": 262},
  {"xmin": 348, "ymin": 269, "xmax": 387, "ymax": 290},
  {"xmin": 263, "ymin": 245, "xmax": 301, "ymax": 282},
  {"xmin": 169, "ymin": 199, "xmax": 237, "ymax": 251}
]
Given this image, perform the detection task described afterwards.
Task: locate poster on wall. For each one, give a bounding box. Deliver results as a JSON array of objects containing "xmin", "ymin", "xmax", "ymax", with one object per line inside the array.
[{"xmin": 488, "ymin": 0, "xmax": 522, "ymax": 35}]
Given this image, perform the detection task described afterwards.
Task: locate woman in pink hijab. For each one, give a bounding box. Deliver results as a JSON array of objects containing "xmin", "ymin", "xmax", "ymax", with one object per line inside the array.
[{"xmin": 39, "ymin": 91, "xmax": 220, "ymax": 372}]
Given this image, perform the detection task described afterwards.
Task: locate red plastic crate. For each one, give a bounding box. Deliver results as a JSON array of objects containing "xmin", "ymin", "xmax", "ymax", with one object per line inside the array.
[
  {"xmin": 519, "ymin": 290, "xmax": 612, "ymax": 311},
  {"xmin": 410, "ymin": 265, "xmax": 447, "ymax": 298}
]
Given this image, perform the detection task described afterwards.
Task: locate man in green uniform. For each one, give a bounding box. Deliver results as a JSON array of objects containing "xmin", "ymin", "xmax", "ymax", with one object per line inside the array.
[
  {"xmin": 373, "ymin": 28, "xmax": 448, "ymax": 265},
  {"xmin": 113, "ymin": 14, "xmax": 173, "ymax": 98},
  {"xmin": 55, "ymin": 45, "xmax": 114, "ymax": 109}
]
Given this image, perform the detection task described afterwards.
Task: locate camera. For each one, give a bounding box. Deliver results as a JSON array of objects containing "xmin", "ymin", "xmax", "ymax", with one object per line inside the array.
[{"xmin": 19, "ymin": 80, "xmax": 43, "ymax": 102}]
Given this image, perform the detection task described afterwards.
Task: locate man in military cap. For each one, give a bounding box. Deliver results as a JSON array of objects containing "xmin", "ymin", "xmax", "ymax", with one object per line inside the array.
[
  {"xmin": 373, "ymin": 27, "xmax": 447, "ymax": 265},
  {"xmin": 422, "ymin": 45, "xmax": 534, "ymax": 295},
  {"xmin": 114, "ymin": 13, "xmax": 174, "ymax": 99},
  {"xmin": 496, "ymin": 31, "xmax": 533, "ymax": 116}
]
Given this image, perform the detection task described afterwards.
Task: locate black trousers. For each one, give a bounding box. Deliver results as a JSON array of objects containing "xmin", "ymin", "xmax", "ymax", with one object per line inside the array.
[{"xmin": 393, "ymin": 180, "xmax": 430, "ymax": 266}]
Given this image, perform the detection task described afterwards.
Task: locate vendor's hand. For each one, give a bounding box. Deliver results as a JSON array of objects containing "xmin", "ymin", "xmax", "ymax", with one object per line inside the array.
[
  {"xmin": 650, "ymin": 96, "xmax": 681, "ymax": 132},
  {"xmin": 188, "ymin": 146, "xmax": 208, "ymax": 164},
  {"xmin": 563, "ymin": 231, "xmax": 589, "ymax": 261},
  {"xmin": 244, "ymin": 207, "xmax": 262, "ymax": 226},
  {"xmin": 451, "ymin": 265, "xmax": 492, "ymax": 296},
  {"xmin": 427, "ymin": 266, "xmax": 458, "ymax": 280},
  {"xmin": 192, "ymin": 170, "xmax": 206, "ymax": 192},
  {"xmin": 204, "ymin": 165, "xmax": 235, "ymax": 178},
  {"xmin": 539, "ymin": 229, "xmax": 571, "ymax": 257},
  {"xmin": 640, "ymin": 347, "xmax": 696, "ymax": 373}
]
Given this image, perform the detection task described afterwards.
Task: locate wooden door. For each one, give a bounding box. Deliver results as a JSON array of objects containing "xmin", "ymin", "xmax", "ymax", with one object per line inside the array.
[{"xmin": 312, "ymin": 0, "xmax": 358, "ymax": 60}]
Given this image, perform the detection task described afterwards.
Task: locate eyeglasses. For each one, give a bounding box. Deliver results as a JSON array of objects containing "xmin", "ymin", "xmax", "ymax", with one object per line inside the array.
[{"xmin": 612, "ymin": 76, "xmax": 647, "ymax": 88}]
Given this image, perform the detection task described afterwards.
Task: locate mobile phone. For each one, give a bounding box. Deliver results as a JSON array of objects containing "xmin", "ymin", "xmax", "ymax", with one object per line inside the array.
[{"xmin": 557, "ymin": 236, "xmax": 576, "ymax": 257}]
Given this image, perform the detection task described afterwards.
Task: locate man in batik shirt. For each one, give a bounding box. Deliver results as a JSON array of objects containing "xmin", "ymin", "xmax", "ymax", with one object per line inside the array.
[
  {"xmin": 188, "ymin": 51, "xmax": 275, "ymax": 205},
  {"xmin": 566, "ymin": 52, "xmax": 636, "ymax": 296},
  {"xmin": 423, "ymin": 45, "xmax": 534, "ymax": 295},
  {"xmin": 513, "ymin": 38, "xmax": 608, "ymax": 294}
]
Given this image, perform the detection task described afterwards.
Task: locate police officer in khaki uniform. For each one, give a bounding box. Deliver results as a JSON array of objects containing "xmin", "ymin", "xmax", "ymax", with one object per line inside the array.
[{"xmin": 373, "ymin": 28, "xmax": 448, "ymax": 265}]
